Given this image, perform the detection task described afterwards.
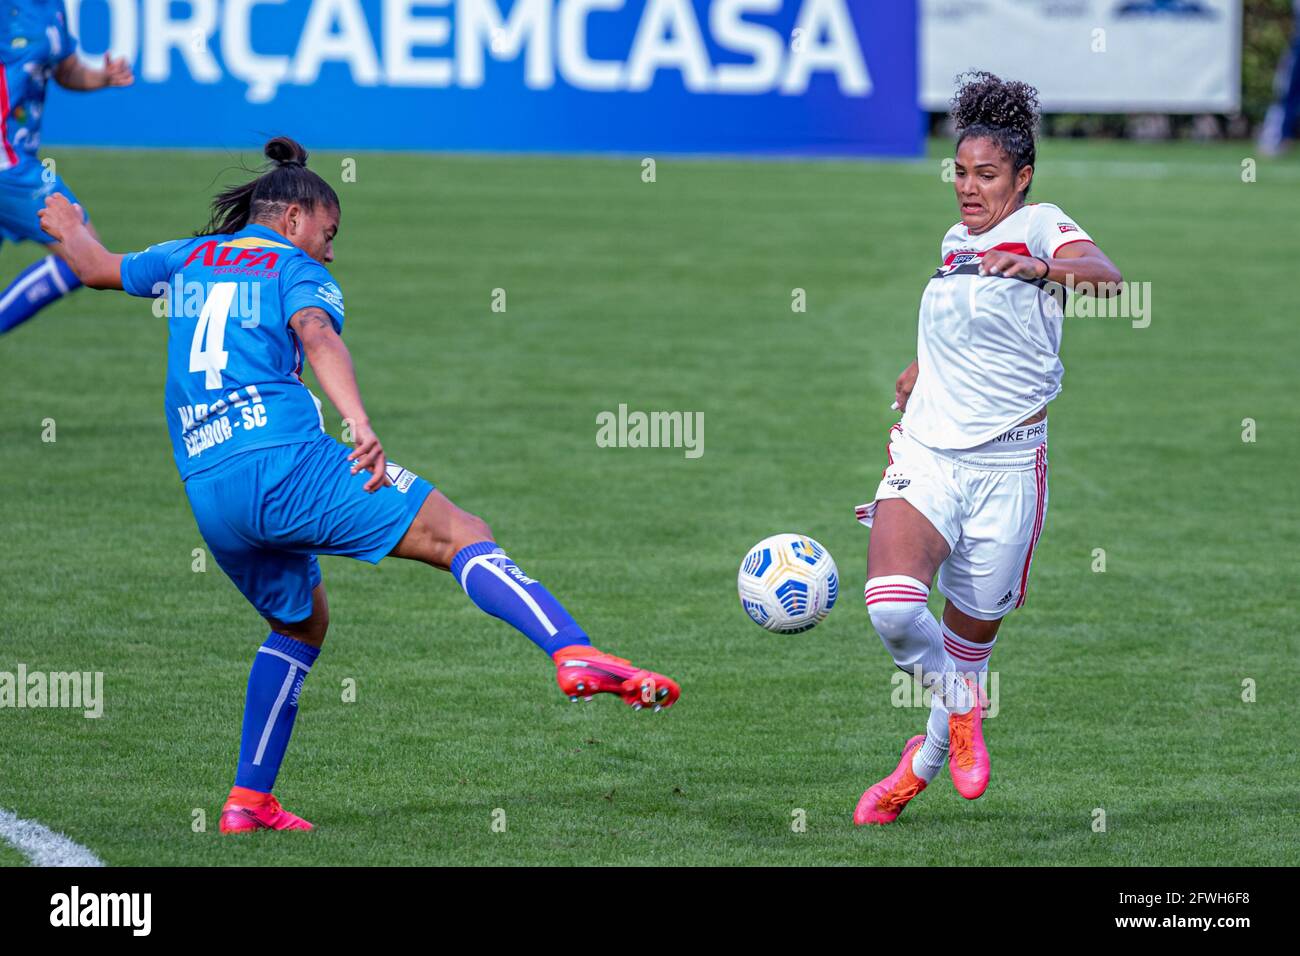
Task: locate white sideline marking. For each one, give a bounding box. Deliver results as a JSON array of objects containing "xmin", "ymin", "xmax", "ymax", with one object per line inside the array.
[{"xmin": 0, "ymin": 808, "xmax": 105, "ymax": 867}]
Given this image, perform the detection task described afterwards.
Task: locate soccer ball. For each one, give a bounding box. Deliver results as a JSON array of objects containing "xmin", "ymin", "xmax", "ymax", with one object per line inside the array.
[{"xmin": 737, "ymin": 533, "xmax": 838, "ymax": 634}]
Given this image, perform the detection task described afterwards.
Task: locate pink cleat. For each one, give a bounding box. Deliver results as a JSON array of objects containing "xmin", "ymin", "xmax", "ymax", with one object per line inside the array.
[
  {"xmin": 854, "ymin": 735, "xmax": 928, "ymax": 826},
  {"xmin": 552, "ymin": 645, "xmax": 680, "ymax": 711},
  {"xmin": 219, "ymin": 786, "xmax": 313, "ymax": 833},
  {"xmin": 948, "ymin": 677, "xmax": 990, "ymax": 799}
]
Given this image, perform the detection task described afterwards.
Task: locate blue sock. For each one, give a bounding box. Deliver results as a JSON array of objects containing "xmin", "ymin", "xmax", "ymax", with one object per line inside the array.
[
  {"xmin": 0, "ymin": 256, "xmax": 81, "ymax": 334},
  {"xmin": 450, "ymin": 541, "xmax": 591, "ymax": 657},
  {"xmin": 234, "ymin": 633, "xmax": 320, "ymax": 793}
]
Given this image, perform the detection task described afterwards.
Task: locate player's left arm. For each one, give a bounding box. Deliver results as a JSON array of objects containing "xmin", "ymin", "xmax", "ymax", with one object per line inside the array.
[
  {"xmin": 1039, "ymin": 241, "xmax": 1124, "ymax": 296},
  {"xmin": 290, "ymin": 307, "xmax": 389, "ymax": 492},
  {"xmin": 37, "ymin": 194, "xmax": 122, "ymax": 288},
  {"xmin": 980, "ymin": 240, "xmax": 1122, "ymax": 294},
  {"xmin": 53, "ymin": 53, "xmax": 133, "ymax": 91}
]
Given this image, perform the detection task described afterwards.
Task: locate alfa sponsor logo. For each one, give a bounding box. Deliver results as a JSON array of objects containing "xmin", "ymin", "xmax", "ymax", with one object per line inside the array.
[{"xmin": 182, "ymin": 238, "xmax": 284, "ymax": 273}]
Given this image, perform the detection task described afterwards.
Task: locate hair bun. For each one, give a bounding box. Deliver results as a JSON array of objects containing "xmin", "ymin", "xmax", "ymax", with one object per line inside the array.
[
  {"xmin": 950, "ymin": 71, "xmax": 1039, "ymax": 141},
  {"xmin": 264, "ymin": 136, "xmax": 309, "ymax": 169}
]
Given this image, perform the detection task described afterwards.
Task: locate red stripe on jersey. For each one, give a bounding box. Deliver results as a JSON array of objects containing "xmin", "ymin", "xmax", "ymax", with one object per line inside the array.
[
  {"xmin": 1050, "ymin": 237, "xmax": 1093, "ymax": 257},
  {"xmin": 0, "ymin": 71, "xmax": 18, "ymax": 169},
  {"xmin": 942, "ymin": 242, "xmax": 1032, "ymax": 266},
  {"xmin": 987, "ymin": 242, "xmax": 1032, "ymax": 257}
]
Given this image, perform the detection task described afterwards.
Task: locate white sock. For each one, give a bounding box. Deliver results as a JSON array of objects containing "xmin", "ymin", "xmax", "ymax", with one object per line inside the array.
[
  {"xmin": 909, "ymin": 624, "xmax": 998, "ymax": 781},
  {"xmin": 911, "ymin": 702, "xmax": 951, "ymax": 782},
  {"xmin": 865, "ymin": 575, "xmax": 974, "ymax": 715},
  {"xmin": 942, "ymin": 621, "xmax": 997, "ymax": 699}
]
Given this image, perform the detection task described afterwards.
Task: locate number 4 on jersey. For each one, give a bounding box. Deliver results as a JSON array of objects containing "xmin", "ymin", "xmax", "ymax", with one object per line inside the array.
[{"xmin": 190, "ymin": 282, "xmax": 238, "ymax": 389}]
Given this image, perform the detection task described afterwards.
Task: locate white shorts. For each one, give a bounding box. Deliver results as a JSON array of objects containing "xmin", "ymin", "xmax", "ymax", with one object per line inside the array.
[{"xmin": 855, "ymin": 420, "xmax": 1049, "ymax": 620}]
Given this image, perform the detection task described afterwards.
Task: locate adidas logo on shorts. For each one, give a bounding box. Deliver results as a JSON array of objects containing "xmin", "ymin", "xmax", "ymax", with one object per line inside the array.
[{"xmin": 996, "ymin": 590, "xmax": 1014, "ymax": 607}]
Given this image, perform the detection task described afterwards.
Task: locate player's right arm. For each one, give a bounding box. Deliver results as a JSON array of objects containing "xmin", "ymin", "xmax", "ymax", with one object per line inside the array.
[
  {"xmin": 289, "ymin": 306, "xmax": 388, "ymax": 492},
  {"xmin": 37, "ymin": 194, "xmax": 123, "ymax": 289}
]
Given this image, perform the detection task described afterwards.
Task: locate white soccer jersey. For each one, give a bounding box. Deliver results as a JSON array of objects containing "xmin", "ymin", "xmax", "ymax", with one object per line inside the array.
[{"xmin": 902, "ymin": 202, "xmax": 1093, "ymax": 450}]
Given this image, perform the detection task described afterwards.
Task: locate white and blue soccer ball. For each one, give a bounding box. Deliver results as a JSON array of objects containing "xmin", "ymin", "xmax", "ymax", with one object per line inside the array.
[{"xmin": 737, "ymin": 533, "xmax": 838, "ymax": 634}]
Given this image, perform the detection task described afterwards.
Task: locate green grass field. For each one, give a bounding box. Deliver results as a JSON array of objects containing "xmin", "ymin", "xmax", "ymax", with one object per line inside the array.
[{"xmin": 1, "ymin": 140, "xmax": 1296, "ymax": 866}]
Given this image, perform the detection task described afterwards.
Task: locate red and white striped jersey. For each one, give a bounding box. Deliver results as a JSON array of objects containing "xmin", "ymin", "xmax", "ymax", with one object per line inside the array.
[{"xmin": 902, "ymin": 202, "xmax": 1093, "ymax": 451}]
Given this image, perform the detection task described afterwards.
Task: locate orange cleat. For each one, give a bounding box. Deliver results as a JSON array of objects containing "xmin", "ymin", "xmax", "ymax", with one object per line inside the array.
[
  {"xmin": 219, "ymin": 786, "xmax": 313, "ymax": 833},
  {"xmin": 948, "ymin": 677, "xmax": 990, "ymax": 799},
  {"xmin": 855, "ymin": 734, "xmax": 928, "ymax": 825},
  {"xmin": 552, "ymin": 645, "xmax": 680, "ymax": 711}
]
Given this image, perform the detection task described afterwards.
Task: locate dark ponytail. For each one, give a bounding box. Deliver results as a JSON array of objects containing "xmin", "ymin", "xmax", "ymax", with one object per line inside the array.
[
  {"xmin": 950, "ymin": 72, "xmax": 1040, "ymax": 197},
  {"xmin": 199, "ymin": 136, "xmax": 340, "ymax": 236}
]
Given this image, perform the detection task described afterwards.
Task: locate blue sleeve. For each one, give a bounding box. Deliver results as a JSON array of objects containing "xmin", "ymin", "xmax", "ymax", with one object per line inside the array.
[
  {"xmin": 120, "ymin": 239, "xmax": 188, "ymax": 297},
  {"xmin": 282, "ymin": 259, "xmax": 345, "ymax": 333}
]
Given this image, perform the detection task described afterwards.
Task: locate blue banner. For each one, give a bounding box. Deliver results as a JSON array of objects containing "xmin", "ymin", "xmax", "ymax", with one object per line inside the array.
[{"xmin": 49, "ymin": 1, "xmax": 921, "ymax": 157}]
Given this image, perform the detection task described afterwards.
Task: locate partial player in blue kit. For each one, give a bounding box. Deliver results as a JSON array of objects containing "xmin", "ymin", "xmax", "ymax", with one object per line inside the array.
[
  {"xmin": 0, "ymin": 0, "xmax": 131, "ymax": 335},
  {"xmin": 40, "ymin": 137, "xmax": 680, "ymax": 834}
]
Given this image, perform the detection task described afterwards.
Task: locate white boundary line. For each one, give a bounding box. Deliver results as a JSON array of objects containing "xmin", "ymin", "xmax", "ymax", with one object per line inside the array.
[{"xmin": 0, "ymin": 808, "xmax": 104, "ymax": 867}]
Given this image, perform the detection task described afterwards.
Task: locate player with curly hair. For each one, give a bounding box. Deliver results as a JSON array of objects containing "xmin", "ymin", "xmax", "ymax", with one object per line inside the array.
[{"xmin": 852, "ymin": 73, "xmax": 1123, "ymax": 825}]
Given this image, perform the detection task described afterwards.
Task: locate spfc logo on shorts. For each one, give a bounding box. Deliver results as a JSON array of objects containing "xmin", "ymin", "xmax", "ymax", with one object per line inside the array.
[{"xmin": 887, "ymin": 477, "xmax": 911, "ymax": 491}]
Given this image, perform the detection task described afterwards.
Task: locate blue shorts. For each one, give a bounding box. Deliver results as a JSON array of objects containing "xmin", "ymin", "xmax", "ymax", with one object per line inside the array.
[
  {"xmin": 184, "ymin": 433, "xmax": 435, "ymax": 623},
  {"xmin": 0, "ymin": 162, "xmax": 82, "ymax": 246}
]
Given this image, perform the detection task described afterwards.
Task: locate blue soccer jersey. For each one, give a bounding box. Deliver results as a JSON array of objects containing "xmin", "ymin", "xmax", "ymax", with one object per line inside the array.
[
  {"xmin": 0, "ymin": 0, "xmax": 76, "ymax": 171},
  {"xmin": 120, "ymin": 223, "xmax": 347, "ymax": 479}
]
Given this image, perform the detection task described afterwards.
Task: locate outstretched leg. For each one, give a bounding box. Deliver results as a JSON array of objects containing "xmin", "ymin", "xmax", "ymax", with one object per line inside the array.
[{"xmin": 390, "ymin": 490, "xmax": 679, "ymax": 709}]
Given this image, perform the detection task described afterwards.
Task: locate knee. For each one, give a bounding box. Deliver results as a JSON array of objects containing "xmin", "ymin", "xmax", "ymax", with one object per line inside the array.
[
  {"xmin": 425, "ymin": 511, "xmax": 494, "ymax": 571},
  {"xmin": 311, "ymin": 607, "xmax": 330, "ymax": 644},
  {"xmin": 451, "ymin": 511, "xmax": 493, "ymax": 553},
  {"xmin": 868, "ymin": 602, "xmax": 920, "ymax": 658},
  {"xmin": 273, "ymin": 615, "xmax": 327, "ymax": 648},
  {"xmin": 466, "ymin": 512, "xmax": 492, "ymax": 544},
  {"xmin": 272, "ymin": 589, "xmax": 329, "ymax": 646},
  {"xmin": 865, "ymin": 577, "xmax": 930, "ymax": 664}
]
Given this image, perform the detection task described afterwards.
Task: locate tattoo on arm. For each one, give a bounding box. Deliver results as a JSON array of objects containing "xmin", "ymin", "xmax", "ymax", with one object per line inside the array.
[{"xmin": 290, "ymin": 306, "xmax": 336, "ymax": 339}]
